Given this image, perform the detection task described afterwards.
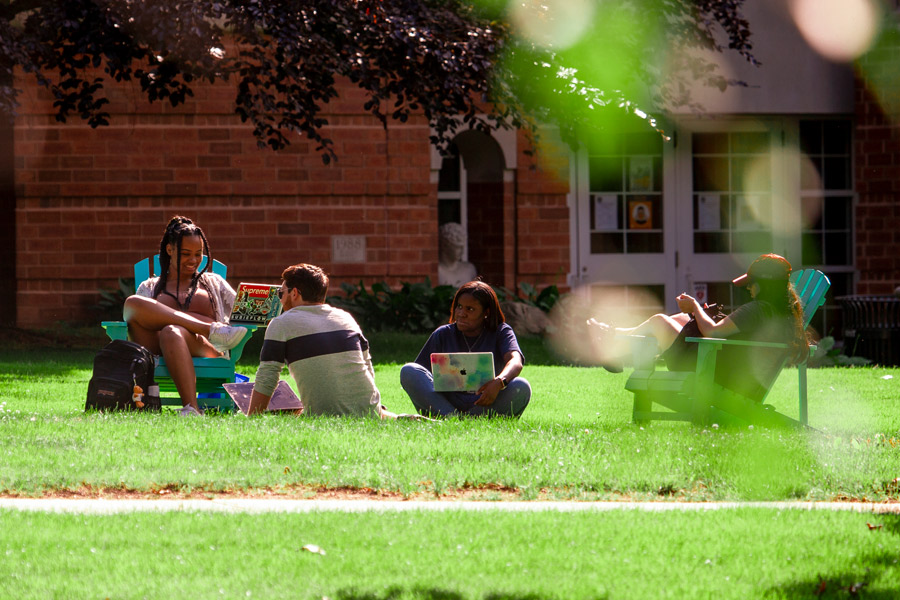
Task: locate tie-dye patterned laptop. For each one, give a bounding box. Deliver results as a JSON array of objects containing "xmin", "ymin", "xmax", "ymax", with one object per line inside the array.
[{"xmin": 430, "ymin": 352, "xmax": 495, "ymax": 392}]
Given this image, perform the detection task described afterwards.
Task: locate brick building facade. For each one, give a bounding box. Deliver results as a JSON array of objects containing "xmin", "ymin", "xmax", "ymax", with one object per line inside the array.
[
  {"xmin": 5, "ymin": 2, "xmax": 900, "ymax": 332},
  {"xmin": 854, "ymin": 76, "xmax": 900, "ymax": 296},
  {"xmin": 8, "ymin": 75, "xmax": 570, "ymax": 328}
]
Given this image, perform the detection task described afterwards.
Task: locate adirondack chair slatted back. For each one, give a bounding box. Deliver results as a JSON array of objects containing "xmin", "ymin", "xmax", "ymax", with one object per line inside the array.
[
  {"xmin": 133, "ymin": 255, "xmax": 226, "ymax": 291},
  {"xmin": 790, "ymin": 269, "xmax": 831, "ymax": 329}
]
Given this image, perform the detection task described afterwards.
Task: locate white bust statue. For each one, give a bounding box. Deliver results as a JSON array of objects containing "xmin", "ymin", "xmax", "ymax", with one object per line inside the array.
[{"xmin": 438, "ymin": 222, "xmax": 477, "ymax": 287}]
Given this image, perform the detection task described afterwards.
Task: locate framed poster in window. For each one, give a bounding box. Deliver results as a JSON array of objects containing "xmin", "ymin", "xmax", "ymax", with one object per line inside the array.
[
  {"xmin": 628, "ymin": 198, "xmax": 653, "ymax": 229},
  {"xmin": 629, "ymin": 156, "xmax": 653, "ymax": 192}
]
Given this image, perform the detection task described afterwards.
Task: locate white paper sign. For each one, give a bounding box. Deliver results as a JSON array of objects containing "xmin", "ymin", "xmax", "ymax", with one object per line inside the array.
[
  {"xmin": 593, "ymin": 195, "xmax": 618, "ymax": 231},
  {"xmin": 697, "ymin": 194, "xmax": 721, "ymax": 231},
  {"xmin": 693, "ymin": 283, "xmax": 709, "ymax": 305}
]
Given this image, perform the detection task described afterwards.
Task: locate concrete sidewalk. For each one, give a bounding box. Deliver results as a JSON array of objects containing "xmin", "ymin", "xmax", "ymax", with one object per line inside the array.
[{"xmin": 1, "ymin": 498, "xmax": 899, "ymax": 515}]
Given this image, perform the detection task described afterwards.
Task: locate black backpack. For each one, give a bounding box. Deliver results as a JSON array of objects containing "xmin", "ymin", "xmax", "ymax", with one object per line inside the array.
[{"xmin": 85, "ymin": 340, "xmax": 161, "ymax": 412}]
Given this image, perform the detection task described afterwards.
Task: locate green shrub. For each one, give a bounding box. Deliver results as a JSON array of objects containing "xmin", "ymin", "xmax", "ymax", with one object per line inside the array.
[
  {"xmin": 327, "ymin": 279, "xmax": 456, "ymax": 333},
  {"xmin": 808, "ymin": 336, "xmax": 872, "ymax": 367},
  {"xmin": 93, "ymin": 277, "xmax": 135, "ymax": 320},
  {"xmin": 329, "ymin": 280, "xmax": 562, "ymax": 334},
  {"xmin": 495, "ymin": 282, "xmax": 560, "ymax": 312}
]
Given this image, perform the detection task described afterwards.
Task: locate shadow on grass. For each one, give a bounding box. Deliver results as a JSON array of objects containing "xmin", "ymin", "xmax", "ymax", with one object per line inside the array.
[
  {"xmin": 0, "ymin": 325, "xmax": 104, "ymax": 376},
  {"xmin": 0, "ymin": 352, "xmax": 96, "ymax": 379},
  {"xmin": 767, "ymin": 561, "xmax": 898, "ymax": 598},
  {"xmin": 767, "ymin": 516, "xmax": 900, "ymax": 598}
]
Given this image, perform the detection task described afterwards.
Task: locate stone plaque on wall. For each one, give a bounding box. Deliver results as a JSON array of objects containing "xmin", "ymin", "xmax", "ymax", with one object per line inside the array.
[{"xmin": 332, "ymin": 235, "xmax": 366, "ymax": 263}]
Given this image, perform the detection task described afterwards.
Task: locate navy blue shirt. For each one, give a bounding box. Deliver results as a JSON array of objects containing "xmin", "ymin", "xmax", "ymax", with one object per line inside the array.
[{"xmin": 414, "ymin": 322, "xmax": 524, "ymax": 409}]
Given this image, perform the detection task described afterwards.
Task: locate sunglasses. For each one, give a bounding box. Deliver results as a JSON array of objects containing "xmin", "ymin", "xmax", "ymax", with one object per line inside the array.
[{"xmin": 277, "ymin": 287, "xmax": 288, "ymax": 299}]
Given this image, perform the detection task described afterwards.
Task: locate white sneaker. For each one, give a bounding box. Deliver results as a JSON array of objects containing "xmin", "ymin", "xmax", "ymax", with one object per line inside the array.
[
  {"xmin": 208, "ymin": 322, "xmax": 249, "ymax": 351},
  {"xmin": 178, "ymin": 405, "xmax": 204, "ymax": 417}
]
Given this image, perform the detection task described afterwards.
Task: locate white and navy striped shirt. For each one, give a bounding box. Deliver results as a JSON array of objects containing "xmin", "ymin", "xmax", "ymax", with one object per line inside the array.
[{"xmin": 252, "ymin": 304, "xmax": 381, "ymax": 417}]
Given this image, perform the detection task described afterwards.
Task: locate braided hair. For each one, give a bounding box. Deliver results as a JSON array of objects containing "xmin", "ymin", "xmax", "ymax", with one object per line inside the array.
[{"xmin": 151, "ymin": 216, "xmax": 212, "ymax": 311}]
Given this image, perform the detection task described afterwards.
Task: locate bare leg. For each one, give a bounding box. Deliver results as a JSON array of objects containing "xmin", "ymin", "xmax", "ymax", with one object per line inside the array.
[
  {"xmin": 587, "ymin": 312, "xmax": 691, "ymax": 370},
  {"xmin": 124, "ymin": 296, "xmax": 220, "ymax": 409},
  {"xmin": 616, "ymin": 313, "xmax": 691, "ymax": 352},
  {"xmin": 158, "ymin": 325, "xmax": 221, "ymax": 410},
  {"xmin": 124, "ymin": 296, "xmax": 215, "ymax": 352}
]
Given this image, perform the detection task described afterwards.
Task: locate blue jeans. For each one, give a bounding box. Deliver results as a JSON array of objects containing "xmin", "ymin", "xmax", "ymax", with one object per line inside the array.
[{"xmin": 399, "ymin": 362, "xmax": 531, "ymax": 418}]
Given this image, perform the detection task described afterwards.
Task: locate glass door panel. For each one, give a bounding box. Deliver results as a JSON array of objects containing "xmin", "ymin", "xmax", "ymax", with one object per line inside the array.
[
  {"xmin": 674, "ymin": 120, "xmax": 788, "ymax": 307},
  {"xmin": 575, "ymin": 130, "xmax": 676, "ymax": 303}
]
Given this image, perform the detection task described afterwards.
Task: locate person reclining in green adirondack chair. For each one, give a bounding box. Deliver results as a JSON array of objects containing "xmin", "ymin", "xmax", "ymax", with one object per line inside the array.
[
  {"xmin": 588, "ymin": 253, "xmax": 809, "ymax": 401},
  {"xmin": 122, "ymin": 216, "xmax": 249, "ymax": 416}
]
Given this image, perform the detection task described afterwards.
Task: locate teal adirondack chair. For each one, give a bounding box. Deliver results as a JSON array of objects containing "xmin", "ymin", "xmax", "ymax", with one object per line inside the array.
[
  {"xmin": 101, "ymin": 256, "xmax": 257, "ymax": 411},
  {"xmin": 624, "ymin": 269, "xmax": 831, "ymax": 428}
]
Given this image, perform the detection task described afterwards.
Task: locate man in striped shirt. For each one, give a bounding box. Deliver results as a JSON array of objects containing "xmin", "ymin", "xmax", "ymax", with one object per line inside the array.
[{"xmin": 248, "ymin": 263, "xmax": 383, "ymax": 417}]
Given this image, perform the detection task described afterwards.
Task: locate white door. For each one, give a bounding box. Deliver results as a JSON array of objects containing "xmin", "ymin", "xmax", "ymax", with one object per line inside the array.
[
  {"xmin": 672, "ymin": 119, "xmax": 797, "ymax": 310},
  {"xmin": 573, "ymin": 130, "xmax": 678, "ymax": 312}
]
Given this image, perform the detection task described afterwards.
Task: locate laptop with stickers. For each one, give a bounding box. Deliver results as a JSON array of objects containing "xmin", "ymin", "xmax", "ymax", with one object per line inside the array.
[
  {"xmin": 430, "ymin": 352, "xmax": 495, "ymax": 392},
  {"xmin": 229, "ymin": 283, "xmax": 283, "ymax": 325}
]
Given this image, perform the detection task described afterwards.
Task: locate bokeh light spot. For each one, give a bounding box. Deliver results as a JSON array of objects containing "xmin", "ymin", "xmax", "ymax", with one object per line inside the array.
[
  {"xmin": 548, "ymin": 285, "xmax": 664, "ymax": 366},
  {"xmin": 509, "ymin": 0, "xmax": 596, "ymax": 50},
  {"xmin": 789, "ymin": 0, "xmax": 880, "ymax": 62}
]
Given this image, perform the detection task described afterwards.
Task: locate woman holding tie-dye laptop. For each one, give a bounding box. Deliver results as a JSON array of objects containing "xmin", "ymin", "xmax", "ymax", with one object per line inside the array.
[{"xmin": 400, "ymin": 281, "xmax": 532, "ymax": 418}]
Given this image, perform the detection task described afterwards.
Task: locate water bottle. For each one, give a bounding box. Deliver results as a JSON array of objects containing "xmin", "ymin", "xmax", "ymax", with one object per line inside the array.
[{"xmin": 146, "ymin": 384, "xmax": 160, "ymax": 410}]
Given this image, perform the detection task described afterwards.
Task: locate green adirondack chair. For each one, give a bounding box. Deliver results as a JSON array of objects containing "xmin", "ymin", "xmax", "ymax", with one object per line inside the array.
[
  {"xmin": 101, "ymin": 256, "xmax": 257, "ymax": 411},
  {"xmin": 624, "ymin": 269, "xmax": 831, "ymax": 428}
]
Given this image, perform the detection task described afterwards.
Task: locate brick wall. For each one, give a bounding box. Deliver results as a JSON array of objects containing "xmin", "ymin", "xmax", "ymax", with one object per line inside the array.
[
  {"xmin": 467, "ymin": 181, "xmax": 505, "ymax": 286},
  {"xmin": 12, "ymin": 72, "xmax": 572, "ymax": 327},
  {"xmin": 514, "ymin": 129, "xmax": 571, "ymax": 292},
  {"xmin": 854, "ymin": 67, "xmax": 900, "ymax": 294},
  {"xmin": 0, "ymin": 97, "xmax": 14, "ymax": 326}
]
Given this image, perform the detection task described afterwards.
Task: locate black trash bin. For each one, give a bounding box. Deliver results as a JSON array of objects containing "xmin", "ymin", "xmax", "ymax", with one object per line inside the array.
[{"xmin": 837, "ymin": 295, "xmax": 900, "ymax": 366}]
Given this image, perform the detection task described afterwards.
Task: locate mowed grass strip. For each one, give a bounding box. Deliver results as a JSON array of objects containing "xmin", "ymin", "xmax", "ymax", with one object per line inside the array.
[
  {"xmin": 1, "ymin": 508, "xmax": 898, "ymax": 599},
  {"xmin": 0, "ymin": 334, "xmax": 899, "ymax": 500}
]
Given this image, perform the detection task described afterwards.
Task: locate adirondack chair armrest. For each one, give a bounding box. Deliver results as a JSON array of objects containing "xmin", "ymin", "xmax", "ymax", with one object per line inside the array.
[
  {"xmin": 228, "ymin": 324, "xmax": 259, "ymax": 363},
  {"xmin": 684, "ymin": 337, "xmax": 789, "ymax": 349},
  {"xmin": 101, "ymin": 320, "xmax": 128, "ymax": 341},
  {"xmin": 686, "ymin": 337, "xmax": 790, "ymax": 400}
]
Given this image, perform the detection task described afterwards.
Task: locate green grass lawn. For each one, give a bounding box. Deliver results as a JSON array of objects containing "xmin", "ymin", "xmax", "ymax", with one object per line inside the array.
[
  {"xmin": 2, "ymin": 327, "xmax": 900, "ymax": 598},
  {"xmin": 1, "ymin": 508, "xmax": 898, "ymax": 599},
  {"xmin": 0, "ymin": 329, "xmax": 898, "ymax": 501}
]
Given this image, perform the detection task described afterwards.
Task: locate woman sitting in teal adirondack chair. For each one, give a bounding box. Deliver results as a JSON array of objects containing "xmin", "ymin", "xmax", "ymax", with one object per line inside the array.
[
  {"xmin": 123, "ymin": 216, "xmax": 248, "ymax": 416},
  {"xmin": 588, "ymin": 253, "xmax": 809, "ymax": 401}
]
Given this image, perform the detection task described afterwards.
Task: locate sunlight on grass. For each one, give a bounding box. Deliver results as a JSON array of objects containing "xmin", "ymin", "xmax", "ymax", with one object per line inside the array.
[
  {"xmin": 0, "ymin": 509, "xmax": 898, "ymax": 599},
  {"xmin": 0, "ymin": 337, "xmax": 898, "ymax": 501}
]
